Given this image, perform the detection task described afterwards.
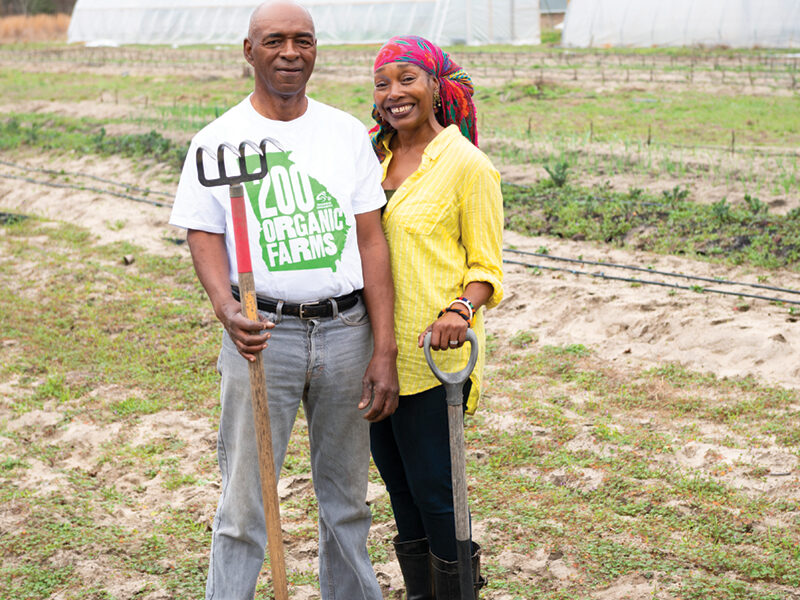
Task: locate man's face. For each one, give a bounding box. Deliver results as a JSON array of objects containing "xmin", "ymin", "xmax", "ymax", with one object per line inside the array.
[{"xmin": 244, "ymin": 5, "xmax": 316, "ymax": 100}]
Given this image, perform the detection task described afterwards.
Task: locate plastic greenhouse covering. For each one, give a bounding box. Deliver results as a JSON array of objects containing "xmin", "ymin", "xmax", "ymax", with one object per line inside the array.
[
  {"xmin": 562, "ymin": 0, "xmax": 800, "ymax": 48},
  {"xmin": 67, "ymin": 0, "xmax": 541, "ymax": 46}
]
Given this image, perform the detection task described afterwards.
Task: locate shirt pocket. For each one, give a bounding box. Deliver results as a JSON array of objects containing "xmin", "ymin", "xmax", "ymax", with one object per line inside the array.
[{"xmin": 395, "ymin": 191, "xmax": 451, "ymax": 236}]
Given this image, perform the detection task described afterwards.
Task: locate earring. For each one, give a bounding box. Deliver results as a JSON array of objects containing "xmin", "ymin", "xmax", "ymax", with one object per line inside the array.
[{"xmin": 433, "ymin": 88, "xmax": 441, "ymax": 110}]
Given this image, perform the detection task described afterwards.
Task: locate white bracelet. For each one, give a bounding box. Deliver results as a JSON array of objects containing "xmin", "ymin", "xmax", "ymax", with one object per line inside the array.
[{"xmin": 448, "ymin": 299, "xmax": 473, "ymax": 322}]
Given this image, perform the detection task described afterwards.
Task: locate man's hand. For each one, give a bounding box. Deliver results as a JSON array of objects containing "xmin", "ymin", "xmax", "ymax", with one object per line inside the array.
[
  {"xmin": 354, "ymin": 208, "xmax": 399, "ymax": 422},
  {"xmin": 187, "ymin": 229, "xmax": 275, "ymax": 362},
  {"xmin": 217, "ymin": 297, "xmax": 275, "ymax": 362},
  {"xmin": 359, "ymin": 351, "xmax": 399, "ymax": 422}
]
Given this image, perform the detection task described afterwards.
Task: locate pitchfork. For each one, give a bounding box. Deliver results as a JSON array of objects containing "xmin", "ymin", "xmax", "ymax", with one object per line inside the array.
[{"xmin": 196, "ymin": 138, "xmax": 289, "ymax": 600}]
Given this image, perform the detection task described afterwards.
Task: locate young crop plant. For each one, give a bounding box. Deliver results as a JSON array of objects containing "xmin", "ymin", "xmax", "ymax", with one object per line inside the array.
[
  {"xmin": 661, "ymin": 185, "xmax": 690, "ymax": 204},
  {"xmin": 744, "ymin": 193, "xmax": 768, "ymax": 215},
  {"xmin": 510, "ymin": 330, "xmax": 538, "ymax": 349},
  {"xmin": 501, "ymin": 180, "xmax": 800, "ymax": 269},
  {"xmin": 544, "ymin": 158, "xmax": 570, "ymax": 188},
  {"xmin": 711, "ymin": 198, "xmax": 733, "ymax": 223}
]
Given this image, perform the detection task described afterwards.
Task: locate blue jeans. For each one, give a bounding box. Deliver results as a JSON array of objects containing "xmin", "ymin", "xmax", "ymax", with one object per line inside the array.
[
  {"xmin": 369, "ymin": 380, "xmax": 472, "ymax": 561},
  {"xmin": 207, "ymin": 297, "xmax": 382, "ymax": 600}
]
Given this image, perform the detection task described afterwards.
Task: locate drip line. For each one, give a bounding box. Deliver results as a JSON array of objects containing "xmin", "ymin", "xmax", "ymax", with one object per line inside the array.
[
  {"xmin": 0, "ymin": 173, "xmax": 171, "ymax": 208},
  {"xmin": 0, "ymin": 158, "xmax": 173, "ymax": 199},
  {"xmin": 502, "ymin": 258, "xmax": 800, "ymax": 307},
  {"xmin": 504, "ymin": 248, "xmax": 800, "ymax": 296}
]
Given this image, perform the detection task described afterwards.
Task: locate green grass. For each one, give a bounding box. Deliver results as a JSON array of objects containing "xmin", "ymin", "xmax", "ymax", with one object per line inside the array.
[
  {"xmin": 480, "ymin": 86, "xmax": 800, "ymax": 147},
  {"xmin": 3, "ymin": 50, "xmax": 800, "ymax": 149},
  {"xmin": 0, "ymin": 220, "xmax": 217, "ymax": 410}
]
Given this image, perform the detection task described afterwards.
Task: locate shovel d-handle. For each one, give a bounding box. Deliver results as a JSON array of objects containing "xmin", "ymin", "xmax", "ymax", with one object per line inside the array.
[
  {"xmin": 423, "ymin": 328, "xmax": 479, "ymax": 600},
  {"xmin": 423, "ymin": 328, "xmax": 479, "ymax": 403}
]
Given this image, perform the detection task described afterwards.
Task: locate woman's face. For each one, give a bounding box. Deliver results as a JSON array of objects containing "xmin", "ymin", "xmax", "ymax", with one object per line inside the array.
[{"xmin": 373, "ymin": 62, "xmax": 439, "ymax": 133}]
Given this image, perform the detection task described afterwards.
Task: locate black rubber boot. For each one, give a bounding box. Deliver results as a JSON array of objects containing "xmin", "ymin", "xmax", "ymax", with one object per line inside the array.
[
  {"xmin": 431, "ymin": 543, "xmax": 487, "ymax": 599},
  {"xmin": 394, "ymin": 536, "xmax": 434, "ymax": 600}
]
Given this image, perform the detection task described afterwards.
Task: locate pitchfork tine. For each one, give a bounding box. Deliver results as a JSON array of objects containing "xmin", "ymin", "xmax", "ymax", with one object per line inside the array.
[
  {"xmin": 195, "ymin": 145, "xmax": 219, "ymax": 187},
  {"xmin": 216, "ymin": 142, "xmax": 240, "ymax": 182},
  {"xmin": 196, "ymin": 139, "xmax": 286, "ymax": 187},
  {"xmin": 237, "ymin": 140, "xmax": 268, "ymax": 181}
]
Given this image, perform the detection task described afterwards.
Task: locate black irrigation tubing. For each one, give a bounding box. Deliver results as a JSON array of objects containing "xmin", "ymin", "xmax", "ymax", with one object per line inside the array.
[
  {"xmin": 0, "ymin": 173, "xmax": 172, "ymax": 208},
  {"xmin": 503, "ymin": 258, "xmax": 800, "ymax": 306},
  {"xmin": 503, "ymin": 248, "xmax": 800, "ymax": 297},
  {"xmin": 0, "ymin": 158, "xmax": 173, "ymax": 198}
]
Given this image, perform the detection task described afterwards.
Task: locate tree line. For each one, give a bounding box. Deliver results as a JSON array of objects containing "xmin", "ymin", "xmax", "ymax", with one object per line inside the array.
[{"xmin": 1, "ymin": 0, "xmax": 75, "ymax": 15}]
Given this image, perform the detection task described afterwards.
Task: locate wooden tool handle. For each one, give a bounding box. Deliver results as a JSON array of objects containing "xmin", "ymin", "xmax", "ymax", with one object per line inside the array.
[{"xmin": 230, "ymin": 185, "xmax": 289, "ymax": 600}]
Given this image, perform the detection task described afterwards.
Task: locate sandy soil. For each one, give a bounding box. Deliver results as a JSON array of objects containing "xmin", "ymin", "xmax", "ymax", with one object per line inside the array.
[
  {"xmin": 2, "ymin": 152, "xmax": 799, "ymax": 599},
  {"xmin": 494, "ymin": 229, "xmax": 800, "ymax": 390}
]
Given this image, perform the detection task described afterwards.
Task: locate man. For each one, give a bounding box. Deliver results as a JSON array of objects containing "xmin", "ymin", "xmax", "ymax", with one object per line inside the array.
[{"xmin": 169, "ymin": 2, "xmax": 399, "ymax": 598}]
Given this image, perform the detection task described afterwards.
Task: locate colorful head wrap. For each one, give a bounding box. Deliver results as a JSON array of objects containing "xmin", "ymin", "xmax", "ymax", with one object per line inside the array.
[{"xmin": 369, "ymin": 35, "xmax": 477, "ymax": 159}]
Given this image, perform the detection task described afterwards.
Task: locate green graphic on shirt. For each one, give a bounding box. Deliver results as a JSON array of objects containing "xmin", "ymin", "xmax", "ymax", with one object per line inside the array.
[{"xmin": 243, "ymin": 152, "xmax": 350, "ymax": 272}]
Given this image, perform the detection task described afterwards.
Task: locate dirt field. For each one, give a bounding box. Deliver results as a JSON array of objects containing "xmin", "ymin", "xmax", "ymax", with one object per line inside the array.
[
  {"xmin": 3, "ymin": 148, "xmax": 799, "ymax": 598},
  {"xmin": 1, "ymin": 44, "xmax": 799, "ymax": 600}
]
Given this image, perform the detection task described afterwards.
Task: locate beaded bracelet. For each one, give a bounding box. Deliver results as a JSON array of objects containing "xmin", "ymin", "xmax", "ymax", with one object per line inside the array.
[
  {"xmin": 437, "ymin": 306, "xmax": 472, "ymax": 327},
  {"xmin": 449, "ymin": 297, "xmax": 474, "ymax": 322},
  {"xmin": 456, "ymin": 296, "xmax": 475, "ymax": 312}
]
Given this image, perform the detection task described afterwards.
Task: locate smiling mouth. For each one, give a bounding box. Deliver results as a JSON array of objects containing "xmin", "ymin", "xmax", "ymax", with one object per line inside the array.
[{"xmin": 389, "ymin": 104, "xmax": 413, "ymax": 115}]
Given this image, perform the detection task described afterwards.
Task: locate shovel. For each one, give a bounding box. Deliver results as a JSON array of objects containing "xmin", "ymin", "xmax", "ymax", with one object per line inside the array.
[
  {"xmin": 197, "ymin": 139, "xmax": 289, "ymax": 600},
  {"xmin": 423, "ymin": 328, "xmax": 479, "ymax": 600}
]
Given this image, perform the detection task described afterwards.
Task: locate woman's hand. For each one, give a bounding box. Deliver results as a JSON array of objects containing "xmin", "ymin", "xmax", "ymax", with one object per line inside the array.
[{"xmin": 418, "ymin": 310, "xmax": 469, "ymax": 351}]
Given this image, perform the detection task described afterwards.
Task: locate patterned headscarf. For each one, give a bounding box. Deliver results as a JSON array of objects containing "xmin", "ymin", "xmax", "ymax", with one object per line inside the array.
[{"xmin": 369, "ymin": 35, "xmax": 477, "ymax": 160}]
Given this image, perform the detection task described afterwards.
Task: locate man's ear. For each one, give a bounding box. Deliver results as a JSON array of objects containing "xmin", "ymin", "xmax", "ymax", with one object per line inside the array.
[{"xmin": 243, "ymin": 38, "xmax": 254, "ymax": 66}]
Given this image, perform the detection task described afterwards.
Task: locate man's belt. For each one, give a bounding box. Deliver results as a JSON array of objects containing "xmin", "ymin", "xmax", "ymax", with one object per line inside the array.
[{"xmin": 231, "ymin": 286, "xmax": 361, "ymax": 319}]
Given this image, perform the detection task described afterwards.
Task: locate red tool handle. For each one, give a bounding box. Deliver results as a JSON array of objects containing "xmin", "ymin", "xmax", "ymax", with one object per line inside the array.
[{"xmin": 230, "ymin": 185, "xmax": 253, "ymax": 274}]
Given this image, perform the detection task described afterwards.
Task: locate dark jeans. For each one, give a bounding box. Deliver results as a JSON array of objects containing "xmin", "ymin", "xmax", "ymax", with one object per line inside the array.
[{"xmin": 370, "ymin": 380, "xmax": 472, "ymax": 561}]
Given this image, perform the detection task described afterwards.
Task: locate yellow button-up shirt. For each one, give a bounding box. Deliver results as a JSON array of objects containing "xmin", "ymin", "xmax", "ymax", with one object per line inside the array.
[{"xmin": 380, "ymin": 125, "xmax": 504, "ymax": 413}]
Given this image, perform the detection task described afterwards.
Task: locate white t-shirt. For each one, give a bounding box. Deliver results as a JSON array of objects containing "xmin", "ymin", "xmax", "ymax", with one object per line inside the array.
[{"xmin": 170, "ymin": 96, "xmax": 385, "ymax": 303}]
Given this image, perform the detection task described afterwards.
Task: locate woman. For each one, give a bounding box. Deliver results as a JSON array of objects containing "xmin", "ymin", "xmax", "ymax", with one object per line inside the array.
[{"xmin": 368, "ymin": 36, "xmax": 504, "ymax": 600}]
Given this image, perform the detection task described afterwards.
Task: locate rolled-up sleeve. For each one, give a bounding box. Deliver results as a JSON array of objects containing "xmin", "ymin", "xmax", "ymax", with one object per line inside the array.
[{"xmin": 460, "ymin": 161, "xmax": 504, "ymax": 309}]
